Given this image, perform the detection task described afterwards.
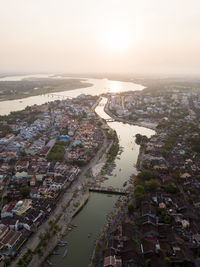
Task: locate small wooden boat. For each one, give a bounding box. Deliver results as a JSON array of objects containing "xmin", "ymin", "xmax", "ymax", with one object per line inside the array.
[
  {"xmin": 59, "ymin": 240, "xmax": 67, "ymax": 245},
  {"xmin": 46, "ymin": 260, "xmax": 53, "ymax": 266},
  {"xmin": 57, "ymin": 243, "xmax": 66, "ymax": 247},
  {"xmin": 63, "ymin": 248, "xmax": 68, "ymax": 257},
  {"xmin": 70, "ymin": 223, "xmax": 77, "ymax": 227},
  {"xmin": 123, "ymin": 181, "xmax": 127, "ymax": 187}
]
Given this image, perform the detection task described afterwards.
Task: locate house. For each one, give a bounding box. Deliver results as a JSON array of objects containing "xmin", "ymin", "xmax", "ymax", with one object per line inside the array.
[
  {"xmin": 59, "ymin": 135, "xmax": 70, "ymax": 142},
  {"xmin": 0, "ymin": 224, "xmax": 9, "ymax": 239},
  {"xmin": 12, "ymin": 199, "xmax": 32, "ymax": 216},
  {"xmin": 0, "ymin": 230, "xmax": 22, "ymax": 249},
  {"xmin": 103, "ymin": 248, "xmax": 122, "ymax": 267},
  {"xmin": 1, "ymin": 202, "xmax": 17, "ymax": 218},
  {"xmin": 30, "ymin": 177, "xmax": 36, "ymax": 186}
]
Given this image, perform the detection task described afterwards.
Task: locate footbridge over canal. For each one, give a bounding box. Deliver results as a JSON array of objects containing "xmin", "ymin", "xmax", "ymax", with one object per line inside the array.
[{"xmin": 89, "ymin": 186, "xmax": 131, "ymax": 195}]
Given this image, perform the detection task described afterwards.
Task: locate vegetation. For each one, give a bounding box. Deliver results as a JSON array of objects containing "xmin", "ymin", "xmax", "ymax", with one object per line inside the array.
[
  {"xmin": 106, "ymin": 129, "xmax": 118, "ymax": 140},
  {"xmin": 146, "ymin": 179, "xmax": 160, "ymax": 192},
  {"xmin": 20, "ymin": 187, "xmax": 30, "ymax": 198},
  {"xmin": 128, "ymin": 204, "xmax": 134, "ymax": 214},
  {"xmin": 135, "ymin": 133, "xmax": 149, "ymax": 145},
  {"xmin": 164, "ymin": 183, "xmax": 179, "ymax": 194},
  {"xmin": 47, "ymin": 140, "xmax": 66, "ymax": 161},
  {"xmin": 134, "ymin": 185, "xmax": 145, "ymax": 207},
  {"xmin": 0, "ymin": 78, "xmax": 93, "ymax": 101},
  {"xmin": 134, "ymin": 170, "xmax": 154, "ymax": 186},
  {"xmin": 0, "ymin": 125, "xmax": 12, "ymax": 137},
  {"xmin": 158, "ymin": 207, "xmax": 171, "ymax": 224}
]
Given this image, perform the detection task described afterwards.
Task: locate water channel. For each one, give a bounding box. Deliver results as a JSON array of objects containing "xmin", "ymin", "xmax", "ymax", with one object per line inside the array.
[
  {"xmin": 0, "ymin": 75, "xmax": 155, "ymax": 266},
  {"xmin": 43, "ymin": 97, "xmax": 155, "ymax": 267}
]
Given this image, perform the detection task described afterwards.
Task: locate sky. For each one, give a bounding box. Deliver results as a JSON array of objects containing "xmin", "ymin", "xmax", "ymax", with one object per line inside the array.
[{"xmin": 0, "ymin": 0, "xmax": 200, "ymax": 75}]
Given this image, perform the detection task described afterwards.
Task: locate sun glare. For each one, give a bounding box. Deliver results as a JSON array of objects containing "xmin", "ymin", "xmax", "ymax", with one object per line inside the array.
[{"xmin": 106, "ymin": 24, "xmax": 131, "ymax": 52}]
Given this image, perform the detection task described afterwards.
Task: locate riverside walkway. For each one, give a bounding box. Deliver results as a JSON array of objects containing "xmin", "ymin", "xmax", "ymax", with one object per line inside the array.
[{"xmin": 89, "ymin": 186, "xmax": 130, "ymax": 195}]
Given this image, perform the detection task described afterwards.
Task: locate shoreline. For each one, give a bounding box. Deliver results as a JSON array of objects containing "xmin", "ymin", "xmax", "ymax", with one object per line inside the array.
[
  {"xmin": 0, "ymin": 80, "xmax": 93, "ymax": 102},
  {"xmin": 104, "ymin": 95, "xmax": 157, "ymax": 131}
]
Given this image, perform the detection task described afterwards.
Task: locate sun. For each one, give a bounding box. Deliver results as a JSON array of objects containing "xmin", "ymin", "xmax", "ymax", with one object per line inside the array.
[{"xmin": 105, "ymin": 24, "xmax": 131, "ymax": 52}]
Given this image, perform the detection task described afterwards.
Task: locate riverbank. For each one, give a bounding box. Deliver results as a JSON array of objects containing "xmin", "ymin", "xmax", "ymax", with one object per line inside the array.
[
  {"xmin": 104, "ymin": 95, "xmax": 157, "ymax": 131},
  {"xmin": 8, "ymin": 97, "xmax": 111, "ymax": 267},
  {"xmin": 37, "ymin": 96, "xmax": 154, "ymax": 267},
  {"xmin": 30, "ymin": 99, "xmax": 119, "ymax": 267},
  {"xmin": 0, "ymin": 78, "xmax": 93, "ymax": 102}
]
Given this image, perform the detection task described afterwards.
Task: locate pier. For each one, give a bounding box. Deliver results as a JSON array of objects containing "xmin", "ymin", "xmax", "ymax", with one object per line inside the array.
[{"xmin": 89, "ymin": 186, "xmax": 130, "ymax": 195}]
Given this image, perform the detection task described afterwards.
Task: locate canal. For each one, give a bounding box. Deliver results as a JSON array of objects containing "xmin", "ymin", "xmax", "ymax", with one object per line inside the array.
[{"xmin": 45, "ymin": 97, "xmax": 155, "ymax": 267}]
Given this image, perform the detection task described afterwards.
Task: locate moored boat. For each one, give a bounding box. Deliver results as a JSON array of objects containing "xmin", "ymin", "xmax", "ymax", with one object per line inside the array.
[
  {"xmin": 63, "ymin": 248, "xmax": 68, "ymax": 257},
  {"xmin": 46, "ymin": 260, "xmax": 53, "ymax": 266}
]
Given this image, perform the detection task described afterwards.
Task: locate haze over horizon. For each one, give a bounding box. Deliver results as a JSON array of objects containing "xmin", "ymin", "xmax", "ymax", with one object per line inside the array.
[{"xmin": 1, "ymin": 0, "xmax": 200, "ymax": 76}]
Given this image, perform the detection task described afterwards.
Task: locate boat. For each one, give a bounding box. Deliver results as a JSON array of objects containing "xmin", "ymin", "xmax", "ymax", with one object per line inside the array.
[
  {"xmin": 46, "ymin": 260, "xmax": 53, "ymax": 266},
  {"xmin": 70, "ymin": 223, "xmax": 77, "ymax": 227},
  {"xmin": 123, "ymin": 181, "xmax": 127, "ymax": 187},
  {"xmin": 59, "ymin": 240, "xmax": 67, "ymax": 245},
  {"xmin": 57, "ymin": 243, "xmax": 66, "ymax": 247},
  {"xmin": 63, "ymin": 248, "xmax": 68, "ymax": 257}
]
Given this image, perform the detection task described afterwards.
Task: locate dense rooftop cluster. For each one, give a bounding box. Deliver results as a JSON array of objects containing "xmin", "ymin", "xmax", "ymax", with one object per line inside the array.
[
  {"xmin": 0, "ymin": 94, "xmax": 104, "ymax": 262},
  {"xmin": 98, "ymin": 87, "xmax": 200, "ymax": 267}
]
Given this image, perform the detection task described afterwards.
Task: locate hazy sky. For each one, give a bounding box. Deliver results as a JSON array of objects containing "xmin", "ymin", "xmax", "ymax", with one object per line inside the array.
[{"xmin": 1, "ymin": 0, "xmax": 200, "ymax": 75}]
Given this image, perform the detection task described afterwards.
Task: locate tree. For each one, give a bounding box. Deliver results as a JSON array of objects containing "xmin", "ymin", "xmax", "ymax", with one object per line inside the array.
[
  {"xmin": 20, "ymin": 187, "xmax": 30, "ymax": 198},
  {"xmin": 164, "ymin": 257, "xmax": 171, "ymax": 264},
  {"xmin": 135, "ymin": 134, "xmax": 149, "ymax": 145},
  {"xmin": 134, "ymin": 191, "xmax": 144, "ymax": 207},
  {"xmin": 164, "ymin": 183, "xmax": 179, "ymax": 194},
  {"xmin": 128, "ymin": 204, "xmax": 134, "ymax": 214},
  {"xmin": 137, "ymin": 170, "xmax": 154, "ymax": 182},
  {"xmin": 146, "ymin": 179, "xmax": 160, "ymax": 192},
  {"xmin": 134, "ymin": 185, "xmax": 145, "ymax": 195},
  {"xmin": 145, "ymin": 259, "xmax": 151, "ymax": 267}
]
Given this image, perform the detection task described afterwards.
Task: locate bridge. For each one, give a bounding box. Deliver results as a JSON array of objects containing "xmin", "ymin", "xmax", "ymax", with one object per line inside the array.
[
  {"xmin": 43, "ymin": 93, "xmax": 73, "ymax": 99},
  {"xmin": 105, "ymin": 118, "xmax": 115, "ymax": 122},
  {"xmin": 89, "ymin": 186, "xmax": 130, "ymax": 195}
]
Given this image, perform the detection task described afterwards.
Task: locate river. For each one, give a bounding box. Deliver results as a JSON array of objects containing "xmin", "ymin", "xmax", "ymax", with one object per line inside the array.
[
  {"xmin": 0, "ymin": 75, "xmax": 155, "ymax": 266},
  {"xmin": 0, "ymin": 75, "xmax": 143, "ymax": 115},
  {"xmin": 43, "ymin": 97, "xmax": 155, "ymax": 267}
]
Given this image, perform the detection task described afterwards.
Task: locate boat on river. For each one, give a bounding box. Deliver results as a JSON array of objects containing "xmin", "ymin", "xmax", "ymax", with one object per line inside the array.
[
  {"xmin": 70, "ymin": 223, "xmax": 77, "ymax": 227},
  {"xmin": 59, "ymin": 240, "xmax": 67, "ymax": 245},
  {"xmin": 63, "ymin": 248, "xmax": 68, "ymax": 257},
  {"xmin": 57, "ymin": 243, "xmax": 66, "ymax": 247},
  {"xmin": 123, "ymin": 181, "xmax": 127, "ymax": 187},
  {"xmin": 46, "ymin": 260, "xmax": 53, "ymax": 266}
]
